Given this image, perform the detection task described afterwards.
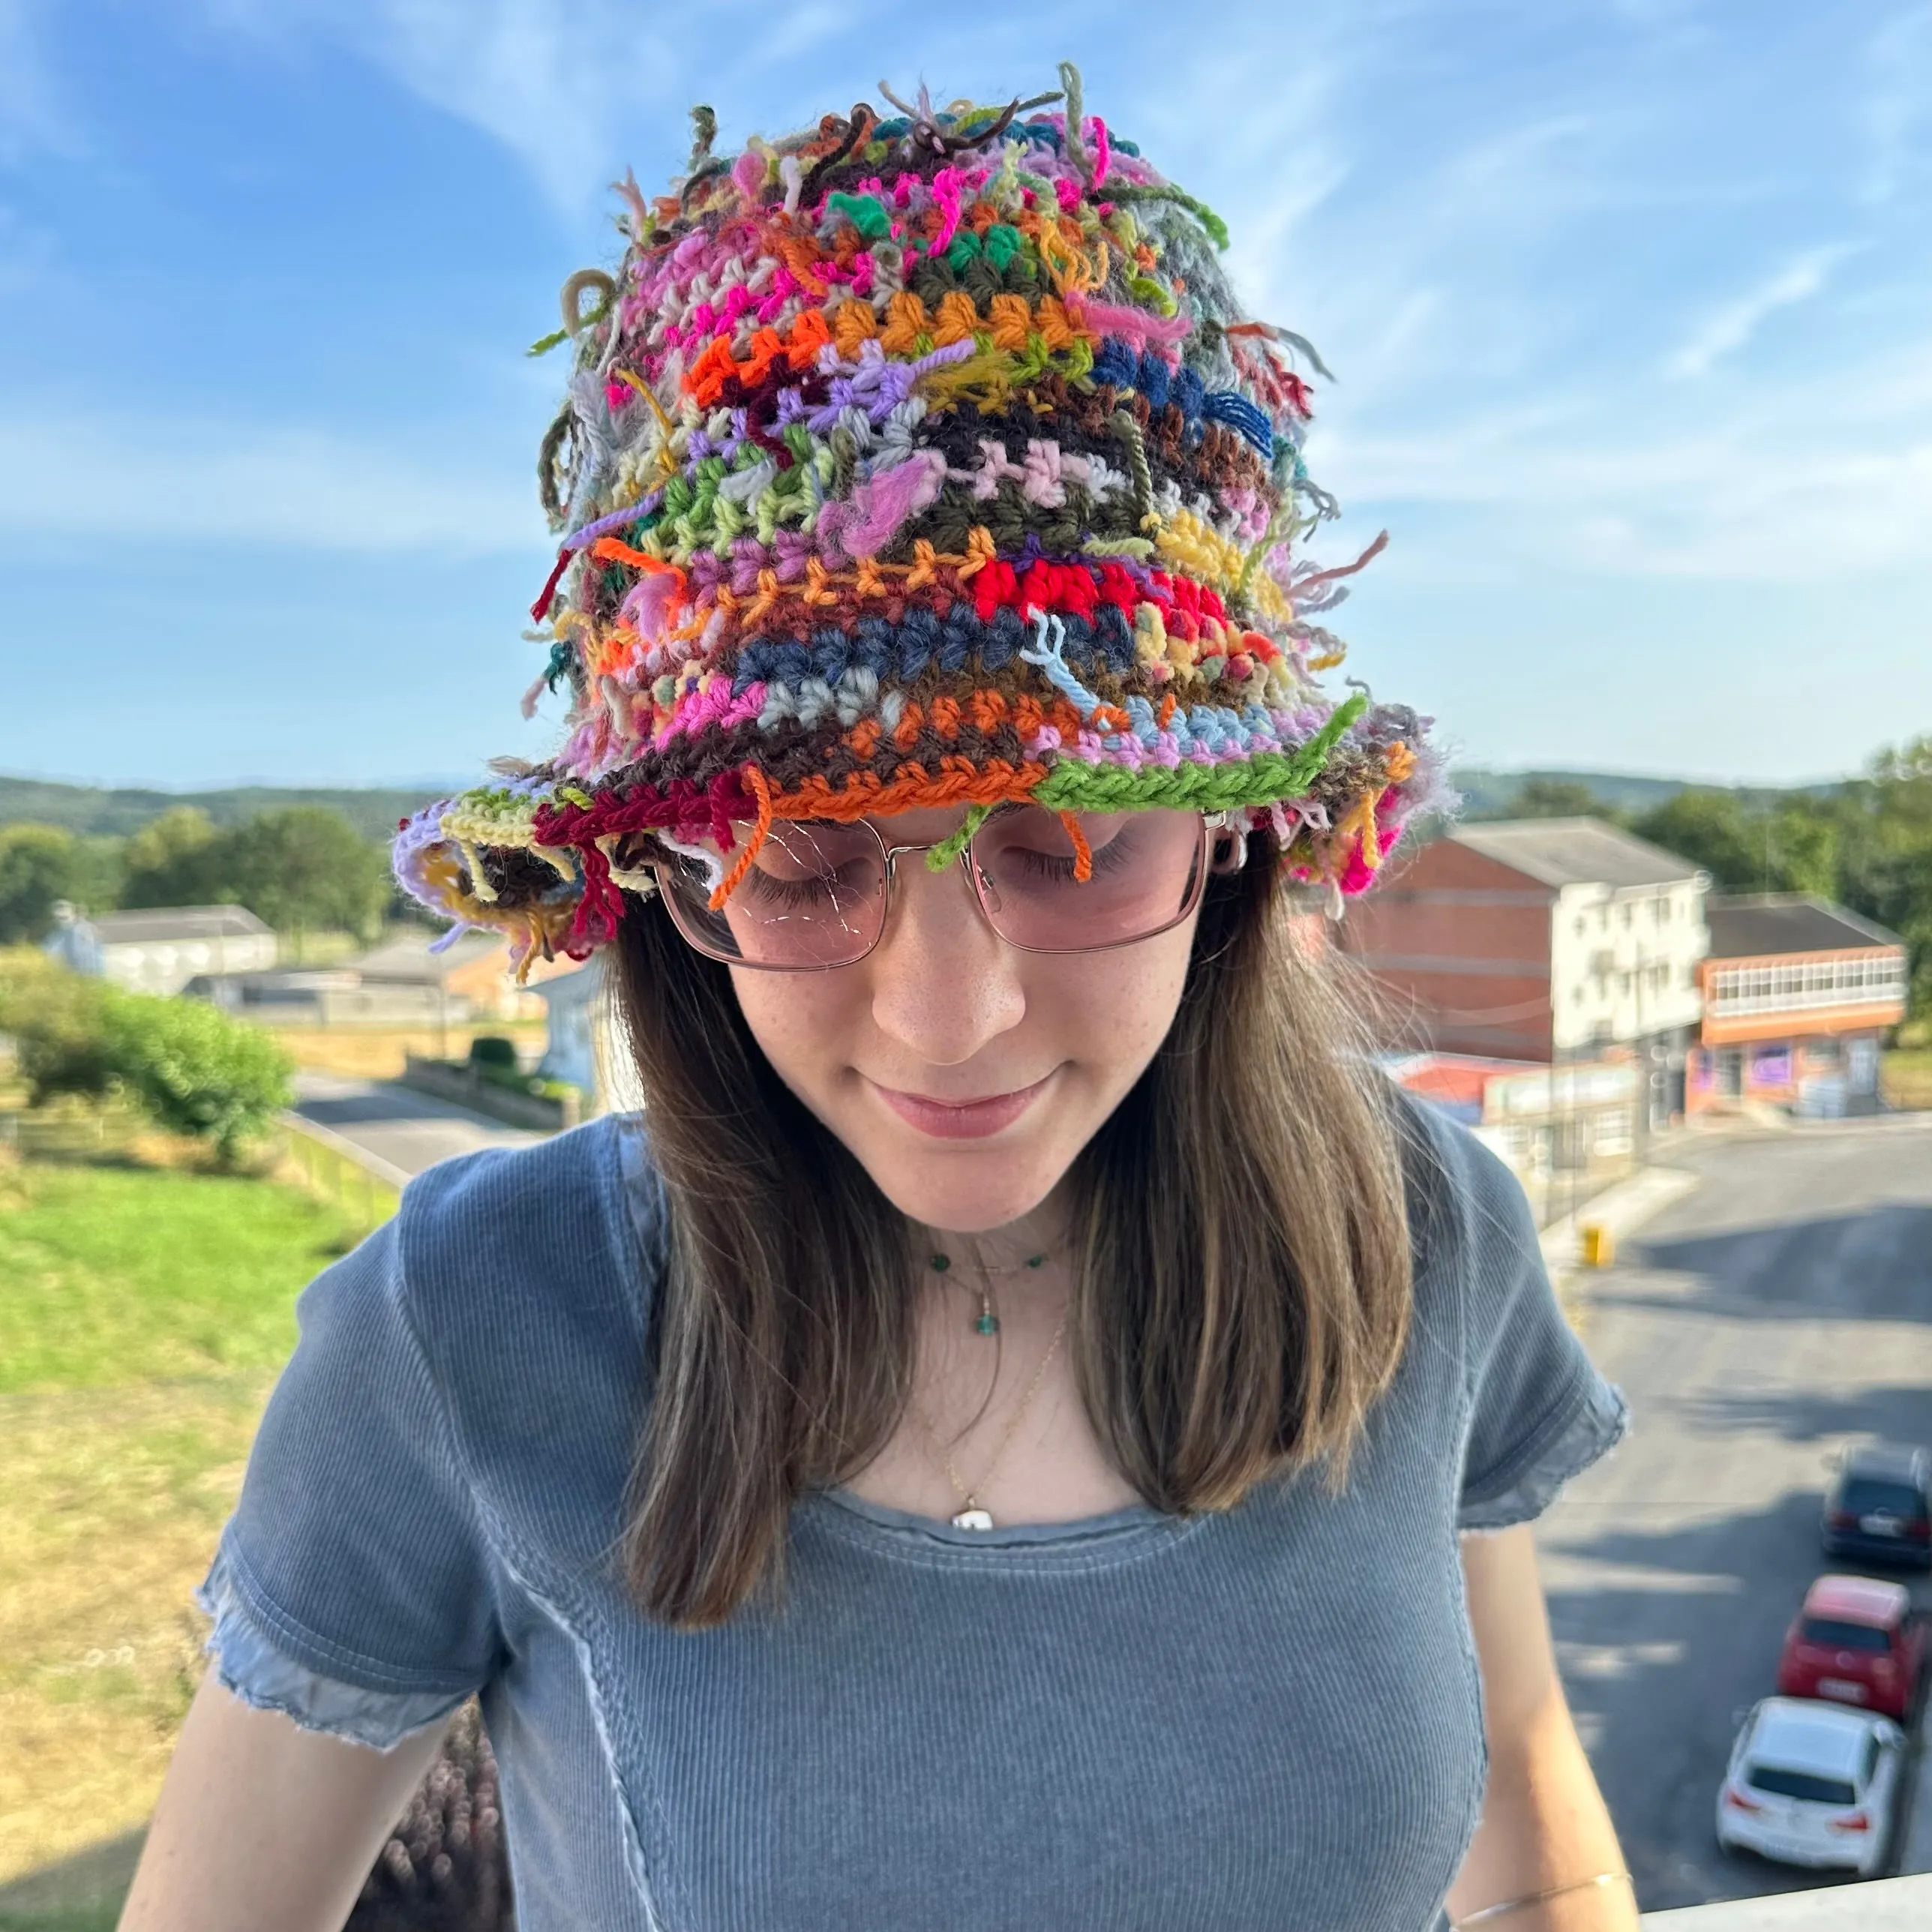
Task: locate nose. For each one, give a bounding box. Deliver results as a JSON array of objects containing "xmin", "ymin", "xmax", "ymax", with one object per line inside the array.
[{"xmin": 866, "ymin": 853, "xmax": 1026, "ymax": 1066}]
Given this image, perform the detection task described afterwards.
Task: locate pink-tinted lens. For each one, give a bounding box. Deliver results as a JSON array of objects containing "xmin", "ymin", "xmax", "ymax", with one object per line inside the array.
[
  {"xmin": 660, "ymin": 820, "xmax": 886, "ymax": 968},
  {"xmin": 968, "ymin": 807, "xmax": 1206, "ymax": 950}
]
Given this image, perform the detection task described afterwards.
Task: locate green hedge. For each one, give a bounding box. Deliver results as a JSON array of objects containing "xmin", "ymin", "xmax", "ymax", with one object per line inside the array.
[{"xmin": 0, "ymin": 951, "xmax": 292, "ymax": 1162}]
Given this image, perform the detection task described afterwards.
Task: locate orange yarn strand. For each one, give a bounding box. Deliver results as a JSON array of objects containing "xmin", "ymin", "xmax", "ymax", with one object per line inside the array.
[
  {"xmin": 1058, "ymin": 812, "xmax": 1094, "ymax": 883},
  {"xmin": 710, "ymin": 766, "xmax": 776, "ymax": 910}
]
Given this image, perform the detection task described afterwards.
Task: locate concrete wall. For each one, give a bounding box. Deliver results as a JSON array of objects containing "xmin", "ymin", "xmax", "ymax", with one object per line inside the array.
[{"xmin": 1339, "ymin": 842, "xmax": 1556, "ymax": 1059}]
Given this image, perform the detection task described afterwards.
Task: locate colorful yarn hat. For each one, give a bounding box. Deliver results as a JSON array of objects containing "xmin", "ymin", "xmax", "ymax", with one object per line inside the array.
[{"xmin": 394, "ymin": 65, "xmax": 1444, "ymax": 969}]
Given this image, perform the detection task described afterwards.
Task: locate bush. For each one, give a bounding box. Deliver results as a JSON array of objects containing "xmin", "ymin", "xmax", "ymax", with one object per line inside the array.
[
  {"xmin": 0, "ymin": 954, "xmax": 292, "ymax": 1162},
  {"xmin": 0, "ymin": 948, "xmax": 116, "ymax": 1100},
  {"xmin": 467, "ymin": 1036, "xmax": 520, "ymax": 1070},
  {"xmin": 99, "ymin": 993, "xmax": 293, "ymax": 1162}
]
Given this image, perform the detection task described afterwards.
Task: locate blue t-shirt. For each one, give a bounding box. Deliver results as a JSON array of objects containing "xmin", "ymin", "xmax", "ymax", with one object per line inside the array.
[{"xmin": 200, "ymin": 1102, "xmax": 1626, "ymax": 1932}]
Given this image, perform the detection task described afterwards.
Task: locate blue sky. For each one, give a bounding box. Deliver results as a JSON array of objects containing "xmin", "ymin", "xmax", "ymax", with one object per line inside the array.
[{"xmin": 1, "ymin": 0, "xmax": 1926, "ymax": 790}]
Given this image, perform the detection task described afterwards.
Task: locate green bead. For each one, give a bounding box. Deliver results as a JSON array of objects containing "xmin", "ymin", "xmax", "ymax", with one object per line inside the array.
[
  {"xmin": 1026, "ymin": 1254, "xmax": 1044, "ymax": 1268},
  {"xmin": 975, "ymin": 1312, "xmax": 1000, "ymax": 1335},
  {"xmin": 930, "ymin": 1253, "xmax": 950, "ymax": 1273}
]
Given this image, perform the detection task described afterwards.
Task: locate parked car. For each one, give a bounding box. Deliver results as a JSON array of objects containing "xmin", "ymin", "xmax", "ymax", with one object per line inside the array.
[
  {"xmin": 1822, "ymin": 1442, "xmax": 1932, "ymax": 1570},
  {"xmin": 1776, "ymin": 1574, "xmax": 1926, "ymax": 1720},
  {"xmin": 1715, "ymin": 1696, "xmax": 1904, "ymax": 1876}
]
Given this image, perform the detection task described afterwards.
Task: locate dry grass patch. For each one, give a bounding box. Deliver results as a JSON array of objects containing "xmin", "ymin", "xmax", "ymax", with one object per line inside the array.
[
  {"xmin": 0, "ymin": 1378, "xmax": 271, "ymax": 1882},
  {"xmin": 271, "ymin": 1022, "xmax": 545, "ymax": 1082},
  {"xmin": 0, "ymin": 1153, "xmax": 358, "ymax": 1898}
]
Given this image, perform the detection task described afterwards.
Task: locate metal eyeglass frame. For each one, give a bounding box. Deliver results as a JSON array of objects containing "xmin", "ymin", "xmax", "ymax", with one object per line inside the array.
[{"xmin": 650, "ymin": 808, "xmax": 1249, "ymax": 973}]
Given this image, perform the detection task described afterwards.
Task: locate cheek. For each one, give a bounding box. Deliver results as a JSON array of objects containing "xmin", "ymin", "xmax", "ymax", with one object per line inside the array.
[
  {"xmin": 726, "ymin": 966, "xmax": 864, "ymax": 1102},
  {"xmin": 1023, "ymin": 923, "xmax": 1196, "ymax": 1097}
]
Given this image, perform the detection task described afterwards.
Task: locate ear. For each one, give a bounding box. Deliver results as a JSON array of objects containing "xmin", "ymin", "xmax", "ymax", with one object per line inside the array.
[{"xmin": 1209, "ymin": 817, "xmax": 1250, "ymax": 876}]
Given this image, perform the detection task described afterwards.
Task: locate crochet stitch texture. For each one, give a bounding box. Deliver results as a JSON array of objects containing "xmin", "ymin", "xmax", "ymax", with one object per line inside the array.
[{"xmin": 394, "ymin": 67, "xmax": 1444, "ymax": 968}]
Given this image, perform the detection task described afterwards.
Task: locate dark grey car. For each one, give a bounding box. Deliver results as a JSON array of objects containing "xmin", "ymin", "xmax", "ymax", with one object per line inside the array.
[{"xmin": 1822, "ymin": 1443, "xmax": 1932, "ymax": 1571}]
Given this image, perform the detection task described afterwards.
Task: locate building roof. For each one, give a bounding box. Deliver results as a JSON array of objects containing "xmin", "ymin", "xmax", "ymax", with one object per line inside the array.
[
  {"xmin": 1706, "ymin": 894, "xmax": 1905, "ymax": 960},
  {"xmin": 89, "ymin": 904, "xmax": 272, "ymax": 943},
  {"xmin": 1451, "ymin": 818, "xmax": 1702, "ymax": 889},
  {"xmin": 348, "ymin": 929, "xmax": 507, "ymax": 984}
]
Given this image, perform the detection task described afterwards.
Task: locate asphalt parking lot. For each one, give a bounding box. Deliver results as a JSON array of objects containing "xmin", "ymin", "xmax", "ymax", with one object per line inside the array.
[{"xmin": 1534, "ymin": 1118, "xmax": 1932, "ymax": 1911}]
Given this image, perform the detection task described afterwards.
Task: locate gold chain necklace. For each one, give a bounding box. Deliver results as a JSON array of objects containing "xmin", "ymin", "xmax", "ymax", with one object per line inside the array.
[{"xmin": 915, "ymin": 1312, "xmax": 1068, "ymax": 1530}]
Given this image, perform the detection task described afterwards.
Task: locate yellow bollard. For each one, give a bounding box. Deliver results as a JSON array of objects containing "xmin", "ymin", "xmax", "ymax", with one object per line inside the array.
[{"xmin": 1579, "ymin": 1221, "xmax": 1615, "ymax": 1269}]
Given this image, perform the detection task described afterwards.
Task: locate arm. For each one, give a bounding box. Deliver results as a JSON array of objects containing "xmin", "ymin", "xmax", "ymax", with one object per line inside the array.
[
  {"xmin": 1444, "ymin": 1525, "xmax": 1638, "ymax": 1931},
  {"xmin": 118, "ymin": 1673, "xmax": 452, "ymax": 1932}
]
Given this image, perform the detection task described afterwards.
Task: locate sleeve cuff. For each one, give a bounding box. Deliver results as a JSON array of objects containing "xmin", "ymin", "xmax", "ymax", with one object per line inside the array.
[
  {"xmin": 1457, "ymin": 1370, "xmax": 1630, "ymax": 1533},
  {"xmin": 196, "ymin": 1546, "xmax": 471, "ymax": 1752}
]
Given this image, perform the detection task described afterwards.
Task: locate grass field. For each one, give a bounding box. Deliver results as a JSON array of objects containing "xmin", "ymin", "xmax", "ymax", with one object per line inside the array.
[
  {"xmin": 1882, "ymin": 1048, "xmax": 1932, "ymax": 1111},
  {"xmin": 0, "ymin": 1151, "xmax": 360, "ymax": 1924}
]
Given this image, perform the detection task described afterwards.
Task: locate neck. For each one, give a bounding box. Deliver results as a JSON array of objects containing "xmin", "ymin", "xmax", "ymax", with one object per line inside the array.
[{"xmin": 921, "ymin": 1195, "xmax": 1074, "ymax": 1274}]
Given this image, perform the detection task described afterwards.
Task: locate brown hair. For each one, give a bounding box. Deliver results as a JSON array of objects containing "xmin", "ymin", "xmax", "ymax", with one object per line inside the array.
[{"xmin": 609, "ymin": 851, "xmax": 1414, "ymax": 1629}]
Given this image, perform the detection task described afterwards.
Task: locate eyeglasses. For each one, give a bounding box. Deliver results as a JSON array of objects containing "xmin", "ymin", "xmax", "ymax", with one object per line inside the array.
[{"xmin": 652, "ymin": 806, "xmax": 1232, "ymax": 972}]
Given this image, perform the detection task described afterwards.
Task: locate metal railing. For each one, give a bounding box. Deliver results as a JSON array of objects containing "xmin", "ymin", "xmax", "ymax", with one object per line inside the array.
[{"xmin": 280, "ymin": 1112, "xmax": 408, "ymax": 1234}]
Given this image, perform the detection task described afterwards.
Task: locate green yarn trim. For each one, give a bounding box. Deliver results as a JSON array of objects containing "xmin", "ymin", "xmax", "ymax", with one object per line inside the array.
[{"xmin": 1031, "ymin": 695, "xmax": 1368, "ymax": 814}]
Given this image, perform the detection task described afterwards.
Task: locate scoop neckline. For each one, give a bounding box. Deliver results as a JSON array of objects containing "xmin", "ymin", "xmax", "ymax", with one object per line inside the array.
[{"xmin": 809, "ymin": 1484, "xmax": 1180, "ymax": 1551}]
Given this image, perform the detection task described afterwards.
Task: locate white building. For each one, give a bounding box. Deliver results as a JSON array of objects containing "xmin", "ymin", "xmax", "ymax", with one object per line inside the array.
[
  {"xmin": 86, "ymin": 904, "xmax": 278, "ymax": 997},
  {"xmin": 1342, "ymin": 818, "xmax": 1710, "ymax": 1134}
]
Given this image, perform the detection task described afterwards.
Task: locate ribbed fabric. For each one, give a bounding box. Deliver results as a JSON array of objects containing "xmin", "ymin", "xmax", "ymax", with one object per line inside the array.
[{"xmin": 202, "ymin": 1102, "xmax": 1626, "ymax": 1932}]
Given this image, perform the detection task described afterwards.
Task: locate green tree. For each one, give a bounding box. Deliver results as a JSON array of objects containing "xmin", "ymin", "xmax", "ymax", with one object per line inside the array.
[
  {"xmin": 119, "ymin": 806, "xmax": 225, "ymax": 909},
  {"xmin": 0, "ymin": 824, "xmax": 119, "ymax": 942},
  {"xmin": 1835, "ymin": 737, "xmax": 1932, "ymax": 1012},
  {"xmin": 1629, "ymin": 789, "xmax": 1756, "ymax": 884},
  {"xmin": 220, "ymin": 806, "xmax": 391, "ymax": 946}
]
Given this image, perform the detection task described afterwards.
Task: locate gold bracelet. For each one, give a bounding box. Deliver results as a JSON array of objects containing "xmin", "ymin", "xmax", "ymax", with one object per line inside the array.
[{"xmin": 1452, "ymin": 1870, "xmax": 1632, "ymax": 1927}]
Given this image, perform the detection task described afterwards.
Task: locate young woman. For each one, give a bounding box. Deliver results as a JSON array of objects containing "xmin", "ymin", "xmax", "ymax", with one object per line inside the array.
[{"xmin": 122, "ymin": 71, "xmax": 1634, "ymax": 1932}]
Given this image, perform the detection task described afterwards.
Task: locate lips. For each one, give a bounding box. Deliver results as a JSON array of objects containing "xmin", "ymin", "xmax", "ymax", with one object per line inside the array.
[{"xmin": 867, "ymin": 1071, "xmax": 1056, "ymax": 1140}]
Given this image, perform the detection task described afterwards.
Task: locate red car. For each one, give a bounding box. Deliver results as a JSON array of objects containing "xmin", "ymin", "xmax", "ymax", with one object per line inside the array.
[{"xmin": 1776, "ymin": 1575, "xmax": 1925, "ymax": 1721}]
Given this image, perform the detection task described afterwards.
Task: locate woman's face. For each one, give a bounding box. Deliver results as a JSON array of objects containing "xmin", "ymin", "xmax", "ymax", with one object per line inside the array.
[{"xmin": 727, "ymin": 806, "xmax": 1202, "ymax": 1236}]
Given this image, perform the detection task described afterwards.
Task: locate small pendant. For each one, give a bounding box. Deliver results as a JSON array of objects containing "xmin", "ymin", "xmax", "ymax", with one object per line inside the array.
[
  {"xmin": 951, "ymin": 1507, "xmax": 995, "ymax": 1531},
  {"xmin": 974, "ymin": 1310, "xmax": 1000, "ymax": 1336}
]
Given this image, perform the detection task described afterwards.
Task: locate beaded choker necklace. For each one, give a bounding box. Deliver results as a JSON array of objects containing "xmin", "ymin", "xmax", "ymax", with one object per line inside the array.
[{"xmin": 928, "ymin": 1244, "xmax": 1058, "ymax": 1336}]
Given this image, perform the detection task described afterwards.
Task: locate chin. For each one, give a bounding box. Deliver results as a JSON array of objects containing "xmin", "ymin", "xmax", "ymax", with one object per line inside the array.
[{"xmin": 841, "ymin": 1122, "xmax": 1075, "ymax": 1234}]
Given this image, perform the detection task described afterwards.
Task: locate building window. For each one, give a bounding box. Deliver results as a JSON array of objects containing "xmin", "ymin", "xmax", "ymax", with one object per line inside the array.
[{"xmin": 1708, "ymin": 954, "xmax": 1907, "ymax": 1016}]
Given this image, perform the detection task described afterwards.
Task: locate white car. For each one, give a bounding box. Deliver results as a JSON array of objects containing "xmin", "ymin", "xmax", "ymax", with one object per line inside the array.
[{"xmin": 1715, "ymin": 1696, "xmax": 1904, "ymax": 1877}]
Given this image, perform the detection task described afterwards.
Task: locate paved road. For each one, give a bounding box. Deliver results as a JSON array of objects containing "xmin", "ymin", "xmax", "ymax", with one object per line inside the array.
[
  {"xmin": 292, "ymin": 1070, "xmax": 543, "ymax": 1178},
  {"xmin": 1538, "ymin": 1119, "xmax": 1932, "ymax": 1912}
]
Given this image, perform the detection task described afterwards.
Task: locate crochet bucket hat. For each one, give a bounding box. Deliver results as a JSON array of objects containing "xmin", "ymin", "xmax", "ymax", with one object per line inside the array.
[{"xmin": 394, "ymin": 65, "xmax": 1444, "ymax": 970}]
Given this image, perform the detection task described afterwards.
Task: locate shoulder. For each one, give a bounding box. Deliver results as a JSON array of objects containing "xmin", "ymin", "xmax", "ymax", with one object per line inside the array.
[
  {"xmin": 1390, "ymin": 1083, "xmax": 1537, "ymax": 1280},
  {"xmin": 392, "ymin": 1113, "xmax": 665, "ymax": 1370},
  {"xmin": 1386, "ymin": 1084, "xmax": 1554, "ymax": 1387}
]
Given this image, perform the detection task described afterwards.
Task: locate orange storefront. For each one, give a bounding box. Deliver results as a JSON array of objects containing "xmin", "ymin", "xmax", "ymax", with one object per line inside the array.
[{"xmin": 1688, "ymin": 896, "xmax": 1907, "ymax": 1118}]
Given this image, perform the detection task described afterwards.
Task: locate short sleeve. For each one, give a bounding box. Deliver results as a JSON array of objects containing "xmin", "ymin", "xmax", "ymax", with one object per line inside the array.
[
  {"xmin": 198, "ymin": 1216, "xmax": 506, "ymax": 1748},
  {"xmin": 1449, "ymin": 1129, "xmax": 1630, "ymax": 1533}
]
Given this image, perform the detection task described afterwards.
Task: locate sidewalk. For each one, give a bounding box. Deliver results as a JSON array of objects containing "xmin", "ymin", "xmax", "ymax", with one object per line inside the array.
[
  {"xmin": 1540, "ymin": 1163, "xmax": 1702, "ymax": 1336},
  {"xmin": 291, "ymin": 1069, "xmax": 543, "ymax": 1179}
]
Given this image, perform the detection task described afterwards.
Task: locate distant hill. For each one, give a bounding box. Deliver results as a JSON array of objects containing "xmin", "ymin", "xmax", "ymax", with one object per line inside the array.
[
  {"xmin": 1448, "ymin": 768, "xmax": 1844, "ymax": 821},
  {"xmin": 0, "ymin": 776, "xmax": 450, "ymax": 844},
  {"xmin": 1450, "ymin": 768, "xmax": 1689, "ymax": 818}
]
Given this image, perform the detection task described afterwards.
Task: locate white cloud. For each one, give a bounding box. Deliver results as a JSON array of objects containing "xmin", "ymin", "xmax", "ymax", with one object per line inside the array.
[
  {"xmin": 0, "ymin": 413, "xmax": 541, "ymax": 552},
  {"xmin": 1664, "ymin": 244, "xmax": 1857, "ymax": 380},
  {"xmin": 1323, "ymin": 340, "xmax": 1932, "ymax": 583}
]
